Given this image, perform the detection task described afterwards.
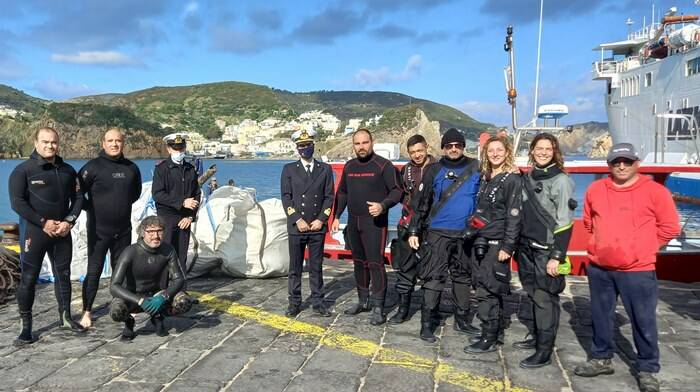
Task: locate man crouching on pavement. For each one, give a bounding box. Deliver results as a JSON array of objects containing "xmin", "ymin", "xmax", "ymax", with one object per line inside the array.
[{"xmin": 109, "ymin": 216, "xmax": 188, "ymax": 340}]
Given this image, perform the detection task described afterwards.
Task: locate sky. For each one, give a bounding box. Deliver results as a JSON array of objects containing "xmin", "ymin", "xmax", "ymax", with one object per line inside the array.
[{"xmin": 1, "ymin": 0, "xmax": 698, "ymax": 127}]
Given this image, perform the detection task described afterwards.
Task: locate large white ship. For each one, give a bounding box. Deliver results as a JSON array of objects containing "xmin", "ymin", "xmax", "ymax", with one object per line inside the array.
[{"xmin": 592, "ymin": 5, "xmax": 700, "ymax": 198}]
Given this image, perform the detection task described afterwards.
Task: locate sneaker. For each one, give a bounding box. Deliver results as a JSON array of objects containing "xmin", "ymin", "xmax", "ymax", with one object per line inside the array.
[
  {"xmin": 637, "ymin": 372, "xmax": 660, "ymax": 392},
  {"xmin": 574, "ymin": 358, "xmax": 614, "ymax": 377}
]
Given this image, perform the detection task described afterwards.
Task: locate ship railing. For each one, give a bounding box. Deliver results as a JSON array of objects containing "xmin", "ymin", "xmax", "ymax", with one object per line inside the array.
[
  {"xmin": 592, "ymin": 60, "xmax": 625, "ymax": 78},
  {"xmin": 654, "ymin": 113, "xmax": 700, "ymax": 164},
  {"xmin": 627, "ymin": 23, "xmax": 662, "ymax": 41}
]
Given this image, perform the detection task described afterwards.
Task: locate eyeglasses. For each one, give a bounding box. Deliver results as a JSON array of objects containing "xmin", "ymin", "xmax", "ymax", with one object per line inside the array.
[
  {"xmin": 610, "ymin": 158, "xmax": 636, "ymax": 167},
  {"xmin": 445, "ymin": 143, "xmax": 464, "ymax": 150},
  {"xmin": 144, "ymin": 229, "xmax": 164, "ymax": 235}
]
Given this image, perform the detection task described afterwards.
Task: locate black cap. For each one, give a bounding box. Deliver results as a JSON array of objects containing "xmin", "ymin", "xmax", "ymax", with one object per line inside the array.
[
  {"xmin": 607, "ymin": 142, "xmax": 639, "ymax": 162},
  {"xmin": 441, "ymin": 128, "xmax": 465, "ymax": 148}
]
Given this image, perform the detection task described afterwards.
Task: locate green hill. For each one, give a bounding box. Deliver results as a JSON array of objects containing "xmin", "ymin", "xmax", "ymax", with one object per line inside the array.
[
  {"xmin": 0, "ymin": 85, "xmax": 47, "ymax": 113},
  {"xmin": 0, "ymin": 82, "xmax": 493, "ymax": 158},
  {"xmin": 72, "ymin": 81, "xmax": 492, "ymax": 139}
]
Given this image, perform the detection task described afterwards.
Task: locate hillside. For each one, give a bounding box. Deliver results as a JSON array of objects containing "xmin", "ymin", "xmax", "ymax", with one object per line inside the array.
[
  {"xmin": 71, "ymin": 81, "xmax": 492, "ymax": 139},
  {"xmin": 0, "ymin": 82, "xmax": 493, "ymax": 158}
]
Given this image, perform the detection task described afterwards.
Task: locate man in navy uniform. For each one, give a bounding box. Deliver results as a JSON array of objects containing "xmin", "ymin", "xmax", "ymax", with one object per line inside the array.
[
  {"xmin": 280, "ymin": 128, "xmax": 335, "ymax": 317},
  {"xmin": 152, "ymin": 132, "xmax": 201, "ymax": 283}
]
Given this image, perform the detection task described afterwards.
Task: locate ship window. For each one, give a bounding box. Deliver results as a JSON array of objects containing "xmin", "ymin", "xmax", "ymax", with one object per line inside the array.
[
  {"xmin": 683, "ymin": 98, "xmax": 690, "ymax": 109},
  {"xmin": 652, "ymin": 104, "xmax": 657, "ymax": 114},
  {"xmin": 687, "ymin": 57, "xmax": 700, "ymax": 76},
  {"xmin": 645, "ymin": 72, "xmax": 652, "ymax": 87}
]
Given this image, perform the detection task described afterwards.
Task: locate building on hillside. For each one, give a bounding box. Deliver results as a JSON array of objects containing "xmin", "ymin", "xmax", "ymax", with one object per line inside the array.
[
  {"xmin": 374, "ymin": 143, "xmax": 400, "ymax": 160},
  {"xmin": 187, "ymin": 132, "xmax": 206, "ymax": 153},
  {"xmin": 264, "ymin": 138, "xmax": 296, "ymax": 155},
  {"xmin": 215, "ymin": 119, "xmax": 227, "ymax": 130}
]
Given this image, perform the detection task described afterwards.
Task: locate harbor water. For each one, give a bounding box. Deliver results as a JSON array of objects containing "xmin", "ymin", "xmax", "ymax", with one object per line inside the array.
[{"xmin": 0, "ymin": 158, "xmax": 698, "ymax": 230}]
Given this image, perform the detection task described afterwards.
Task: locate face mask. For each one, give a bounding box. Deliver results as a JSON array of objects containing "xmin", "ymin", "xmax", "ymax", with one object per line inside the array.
[
  {"xmin": 298, "ymin": 145, "xmax": 314, "ymax": 159},
  {"xmin": 171, "ymin": 151, "xmax": 185, "ymax": 164}
]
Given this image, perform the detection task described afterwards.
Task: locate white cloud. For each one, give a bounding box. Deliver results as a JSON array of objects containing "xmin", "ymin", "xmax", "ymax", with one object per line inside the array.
[
  {"xmin": 33, "ymin": 78, "xmax": 97, "ymax": 100},
  {"xmin": 354, "ymin": 54, "xmax": 423, "ymax": 87},
  {"xmin": 453, "ymin": 100, "xmax": 514, "ymax": 126},
  {"xmin": 184, "ymin": 1, "xmax": 199, "ymax": 16},
  {"xmin": 51, "ymin": 51, "xmax": 139, "ymax": 66}
]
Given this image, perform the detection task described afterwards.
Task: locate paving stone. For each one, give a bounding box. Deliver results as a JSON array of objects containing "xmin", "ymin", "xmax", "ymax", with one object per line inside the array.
[
  {"xmin": 284, "ymin": 369, "xmax": 361, "ymax": 392},
  {"xmin": 0, "ymin": 264, "xmax": 698, "ymax": 392},
  {"xmin": 362, "ymin": 363, "xmax": 434, "ymax": 392},
  {"xmin": 0, "ymin": 358, "xmax": 66, "ymax": 390},
  {"xmin": 100, "ymin": 380, "xmax": 163, "ymax": 392},
  {"xmin": 175, "ymin": 322, "xmax": 279, "ymax": 383},
  {"xmin": 36, "ymin": 355, "xmax": 139, "ymax": 391},
  {"xmin": 121, "ymin": 348, "xmax": 202, "ymax": 384}
]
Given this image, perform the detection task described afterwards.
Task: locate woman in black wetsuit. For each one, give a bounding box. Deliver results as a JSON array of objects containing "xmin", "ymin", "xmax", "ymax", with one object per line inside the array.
[{"xmin": 464, "ymin": 136, "xmax": 522, "ymax": 354}]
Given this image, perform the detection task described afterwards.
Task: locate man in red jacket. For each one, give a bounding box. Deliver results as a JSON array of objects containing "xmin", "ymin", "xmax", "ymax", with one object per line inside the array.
[{"xmin": 574, "ymin": 143, "xmax": 680, "ymax": 392}]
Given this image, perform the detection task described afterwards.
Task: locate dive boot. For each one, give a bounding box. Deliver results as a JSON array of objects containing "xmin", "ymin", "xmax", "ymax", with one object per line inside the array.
[
  {"xmin": 344, "ymin": 296, "xmax": 371, "ymax": 315},
  {"xmin": 60, "ymin": 310, "xmax": 87, "ymax": 333},
  {"xmin": 519, "ymin": 336, "xmax": 554, "ymax": 369},
  {"xmin": 388, "ymin": 294, "xmax": 411, "ymax": 324},
  {"xmin": 14, "ymin": 311, "xmax": 36, "ymax": 346},
  {"xmin": 120, "ymin": 316, "xmax": 136, "ymax": 341},
  {"xmin": 369, "ymin": 306, "xmax": 387, "ymax": 326},
  {"xmin": 151, "ymin": 315, "xmax": 168, "ymax": 337},
  {"xmin": 419, "ymin": 307, "xmax": 437, "ymax": 343},
  {"xmin": 453, "ymin": 310, "xmax": 480, "ymax": 336}
]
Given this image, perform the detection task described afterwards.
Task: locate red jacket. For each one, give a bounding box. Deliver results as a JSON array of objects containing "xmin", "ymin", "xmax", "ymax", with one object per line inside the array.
[{"xmin": 583, "ymin": 175, "xmax": 680, "ymax": 271}]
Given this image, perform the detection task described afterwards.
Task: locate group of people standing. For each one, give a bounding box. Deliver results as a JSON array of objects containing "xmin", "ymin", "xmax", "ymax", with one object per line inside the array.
[
  {"xmin": 282, "ymin": 127, "xmax": 679, "ymax": 392},
  {"xmin": 8, "ymin": 124, "xmax": 680, "ymax": 392},
  {"xmin": 9, "ymin": 127, "xmax": 198, "ymax": 344}
]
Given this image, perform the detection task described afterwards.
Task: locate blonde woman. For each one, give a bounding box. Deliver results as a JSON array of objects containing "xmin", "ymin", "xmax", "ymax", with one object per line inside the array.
[{"xmin": 464, "ymin": 136, "xmax": 522, "ymax": 354}]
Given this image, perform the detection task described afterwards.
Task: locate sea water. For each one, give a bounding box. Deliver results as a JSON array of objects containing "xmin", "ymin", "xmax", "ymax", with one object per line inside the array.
[{"xmin": 0, "ymin": 158, "xmax": 698, "ymax": 230}]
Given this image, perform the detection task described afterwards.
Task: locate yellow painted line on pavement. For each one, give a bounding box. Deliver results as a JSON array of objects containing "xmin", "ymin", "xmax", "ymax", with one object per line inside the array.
[{"xmin": 191, "ymin": 292, "xmax": 531, "ymax": 392}]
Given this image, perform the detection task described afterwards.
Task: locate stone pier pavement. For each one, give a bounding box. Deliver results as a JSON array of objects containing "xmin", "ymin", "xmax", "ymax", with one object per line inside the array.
[{"xmin": 0, "ymin": 259, "xmax": 699, "ymax": 391}]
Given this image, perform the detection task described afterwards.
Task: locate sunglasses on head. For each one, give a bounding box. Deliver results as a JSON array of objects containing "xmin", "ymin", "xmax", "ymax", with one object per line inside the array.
[{"xmin": 610, "ymin": 158, "xmax": 636, "ymax": 167}]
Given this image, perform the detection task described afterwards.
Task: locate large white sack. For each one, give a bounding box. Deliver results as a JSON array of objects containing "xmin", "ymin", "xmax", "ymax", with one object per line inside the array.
[
  {"xmin": 218, "ymin": 196, "xmax": 289, "ymax": 278},
  {"xmin": 39, "ymin": 212, "xmax": 91, "ymax": 282}
]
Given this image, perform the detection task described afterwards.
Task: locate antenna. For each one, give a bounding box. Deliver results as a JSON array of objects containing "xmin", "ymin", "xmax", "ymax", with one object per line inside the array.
[
  {"xmin": 531, "ymin": 0, "xmax": 544, "ymax": 126},
  {"xmin": 626, "ymin": 17, "xmax": 634, "ymax": 36}
]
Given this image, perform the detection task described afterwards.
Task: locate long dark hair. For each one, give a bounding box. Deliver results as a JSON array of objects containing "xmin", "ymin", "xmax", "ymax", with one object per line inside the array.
[{"xmin": 528, "ymin": 133, "xmax": 565, "ymax": 171}]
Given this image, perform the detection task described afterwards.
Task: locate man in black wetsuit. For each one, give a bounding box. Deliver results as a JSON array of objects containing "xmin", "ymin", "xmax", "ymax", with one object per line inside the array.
[
  {"xmin": 9, "ymin": 127, "xmax": 86, "ymax": 345},
  {"xmin": 109, "ymin": 216, "xmax": 187, "ymax": 340},
  {"xmin": 152, "ymin": 132, "xmax": 201, "ymax": 282},
  {"xmin": 388, "ymin": 134, "xmax": 435, "ymax": 324},
  {"xmin": 78, "ymin": 128, "xmax": 142, "ymax": 328},
  {"xmin": 331, "ymin": 128, "xmax": 402, "ymax": 326}
]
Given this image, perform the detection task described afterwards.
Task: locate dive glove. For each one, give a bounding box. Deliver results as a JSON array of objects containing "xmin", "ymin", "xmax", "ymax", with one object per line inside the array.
[{"xmin": 142, "ymin": 294, "xmax": 166, "ymax": 314}]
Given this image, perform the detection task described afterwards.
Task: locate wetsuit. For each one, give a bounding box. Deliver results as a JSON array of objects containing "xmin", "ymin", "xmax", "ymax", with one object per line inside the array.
[
  {"xmin": 109, "ymin": 238, "xmax": 185, "ymax": 336},
  {"xmin": 79, "ymin": 150, "xmax": 142, "ymax": 312},
  {"xmin": 408, "ymin": 155, "xmax": 480, "ymax": 329},
  {"xmin": 516, "ymin": 164, "xmax": 575, "ymax": 357},
  {"xmin": 334, "ymin": 152, "xmax": 402, "ymax": 308},
  {"xmin": 470, "ymin": 171, "xmax": 522, "ymax": 342},
  {"xmin": 152, "ymin": 158, "xmax": 200, "ymax": 280},
  {"xmin": 393, "ymin": 156, "xmax": 434, "ymax": 296},
  {"xmin": 9, "ymin": 150, "xmax": 83, "ymax": 328}
]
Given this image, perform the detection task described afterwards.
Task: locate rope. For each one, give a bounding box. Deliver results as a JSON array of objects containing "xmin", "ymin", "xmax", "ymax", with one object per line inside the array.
[{"xmin": 0, "ymin": 247, "xmax": 21, "ymax": 305}]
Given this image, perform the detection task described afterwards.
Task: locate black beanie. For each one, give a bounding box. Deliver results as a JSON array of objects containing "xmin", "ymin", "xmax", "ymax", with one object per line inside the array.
[{"xmin": 441, "ymin": 128, "xmax": 465, "ymax": 148}]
